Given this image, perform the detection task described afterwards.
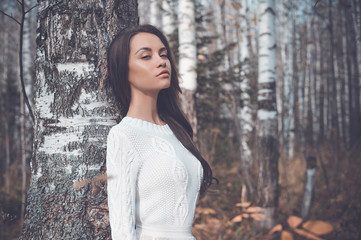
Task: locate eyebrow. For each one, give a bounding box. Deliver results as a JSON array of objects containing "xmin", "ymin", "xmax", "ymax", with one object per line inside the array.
[{"xmin": 135, "ymin": 47, "xmax": 167, "ymax": 55}]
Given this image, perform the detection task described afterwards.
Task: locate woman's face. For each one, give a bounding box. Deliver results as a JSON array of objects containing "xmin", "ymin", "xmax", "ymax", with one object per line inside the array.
[{"xmin": 128, "ymin": 32, "xmax": 172, "ymax": 94}]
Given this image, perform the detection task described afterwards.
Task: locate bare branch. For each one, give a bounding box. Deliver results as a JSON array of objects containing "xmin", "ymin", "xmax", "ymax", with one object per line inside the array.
[
  {"xmin": 0, "ymin": 9, "xmax": 21, "ymax": 25},
  {"xmin": 16, "ymin": 0, "xmax": 22, "ymax": 6},
  {"xmin": 314, "ymin": 0, "xmax": 320, "ymax": 8},
  {"xmin": 25, "ymin": 4, "xmax": 38, "ymax": 15},
  {"xmin": 19, "ymin": 74, "xmax": 35, "ymax": 123}
]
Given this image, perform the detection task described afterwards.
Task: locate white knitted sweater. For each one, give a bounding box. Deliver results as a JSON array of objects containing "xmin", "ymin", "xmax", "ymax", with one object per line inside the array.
[{"xmin": 107, "ymin": 117, "xmax": 203, "ymax": 240}]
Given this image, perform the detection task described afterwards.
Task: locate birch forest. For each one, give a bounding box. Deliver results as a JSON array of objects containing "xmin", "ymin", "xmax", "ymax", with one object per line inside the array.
[{"xmin": 1, "ymin": 0, "xmax": 360, "ymax": 239}]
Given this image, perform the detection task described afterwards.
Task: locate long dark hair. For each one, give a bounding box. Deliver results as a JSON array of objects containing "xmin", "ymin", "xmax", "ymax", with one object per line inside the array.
[{"xmin": 107, "ymin": 24, "xmax": 214, "ymax": 195}]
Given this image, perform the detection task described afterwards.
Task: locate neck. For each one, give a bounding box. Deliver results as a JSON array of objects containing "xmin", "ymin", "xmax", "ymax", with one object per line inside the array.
[{"xmin": 126, "ymin": 88, "xmax": 165, "ymax": 125}]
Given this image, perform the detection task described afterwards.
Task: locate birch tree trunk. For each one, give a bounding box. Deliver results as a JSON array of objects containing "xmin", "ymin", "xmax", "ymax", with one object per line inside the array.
[
  {"xmin": 304, "ymin": 4, "xmax": 313, "ymax": 148},
  {"xmin": 1, "ymin": 6, "xmax": 11, "ymax": 194},
  {"xmin": 239, "ymin": 0, "xmax": 255, "ymax": 198},
  {"xmin": 300, "ymin": 156, "xmax": 316, "ymax": 218},
  {"xmin": 312, "ymin": 16, "xmax": 320, "ymax": 147},
  {"xmin": 178, "ymin": 0, "xmax": 198, "ymax": 140},
  {"xmin": 150, "ymin": 0, "xmax": 161, "ymax": 28},
  {"xmin": 20, "ymin": 1, "xmax": 138, "ymax": 239},
  {"xmin": 20, "ymin": 70, "xmax": 26, "ymax": 225},
  {"xmin": 335, "ymin": 4, "xmax": 347, "ymax": 146},
  {"xmin": 20, "ymin": 0, "xmax": 36, "ymax": 224},
  {"xmin": 346, "ymin": 1, "xmax": 361, "ymax": 145},
  {"xmin": 255, "ymin": 0, "xmax": 279, "ymax": 230},
  {"xmin": 282, "ymin": 0, "xmax": 295, "ymax": 157},
  {"xmin": 275, "ymin": 0, "xmax": 284, "ymax": 149},
  {"xmin": 162, "ymin": 0, "xmax": 176, "ymax": 39},
  {"xmin": 328, "ymin": 0, "xmax": 339, "ymax": 143}
]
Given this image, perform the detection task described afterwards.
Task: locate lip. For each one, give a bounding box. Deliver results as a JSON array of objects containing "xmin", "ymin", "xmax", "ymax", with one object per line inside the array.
[{"xmin": 156, "ymin": 69, "xmax": 170, "ymax": 77}]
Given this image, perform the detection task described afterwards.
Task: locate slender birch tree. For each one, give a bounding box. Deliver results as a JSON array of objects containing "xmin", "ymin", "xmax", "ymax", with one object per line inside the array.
[
  {"xmin": 162, "ymin": 0, "xmax": 176, "ymax": 39},
  {"xmin": 282, "ymin": 0, "xmax": 295, "ymax": 157},
  {"xmin": 255, "ymin": 0, "xmax": 278, "ymax": 230},
  {"xmin": 178, "ymin": 0, "xmax": 198, "ymax": 138},
  {"xmin": 150, "ymin": 0, "xmax": 161, "ymax": 28},
  {"xmin": 20, "ymin": 1, "xmax": 138, "ymax": 238},
  {"xmin": 0, "ymin": 2, "xmax": 11, "ymax": 195},
  {"xmin": 239, "ymin": 0, "xmax": 255, "ymax": 197},
  {"xmin": 20, "ymin": 0, "xmax": 37, "ymax": 224}
]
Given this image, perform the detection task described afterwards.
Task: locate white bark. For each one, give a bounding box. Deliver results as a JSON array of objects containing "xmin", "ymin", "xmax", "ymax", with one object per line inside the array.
[
  {"xmin": 178, "ymin": 0, "xmax": 197, "ymax": 91},
  {"xmin": 162, "ymin": 0, "xmax": 176, "ymax": 38},
  {"xmin": 257, "ymin": 1, "xmax": 276, "ymax": 86},
  {"xmin": 150, "ymin": 0, "xmax": 161, "ymax": 28},
  {"xmin": 301, "ymin": 168, "xmax": 316, "ymax": 218},
  {"xmin": 178, "ymin": 0, "xmax": 198, "ymax": 138},
  {"xmin": 138, "ymin": 0, "xmax": 150, "ymax": 24},
  {"xmin": 21, "ymin": 1, "xmax": 138, "ymax": 238},
  {"xmin": 239, "ymin": 0, "xmax": 254, "ymax": 196},
  {"xmin": 255, "ymin": 0, "xmax": 278, "ymax": 230},
  {"xmin": 282, "ymin": 0, "xmax": 295, "ymax": 157},
  {"xmin": 301, "ymin": 156, "xmax": 316, "ymax": 218}
]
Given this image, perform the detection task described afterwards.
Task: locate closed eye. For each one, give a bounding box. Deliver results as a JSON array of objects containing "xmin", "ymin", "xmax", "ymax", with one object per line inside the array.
[{"xmin": 141, "ymin": 55, "xmax": 151, "ymax": 59}]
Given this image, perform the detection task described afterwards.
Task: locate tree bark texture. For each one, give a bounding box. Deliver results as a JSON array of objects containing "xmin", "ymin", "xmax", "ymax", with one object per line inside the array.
[
  {"xmin": 162, "ymin": 0, "xmax": 176, "ymax": 39},
  {"xmin": 20, "ymin": 1, "xmax": 138, "ymax": 239},
  {"xmin": 178, "ymin": 0, "xmax": 198, "ymax": 139},
  {"xmin": 255, "ymin": 0, "xmax": 279, "ymax": 230},
  {"xmin": 150, "ymin": 0, "xmax": 161, "ymax": 28},
  {"xmin": 239, "ymin": 0, "xmax": 255, "ymax": 198},
  {"xmin": 1, "ymin": 7, "xmax": 11, "ymax": 194},
  {"xmin": 300, "ymin": 156, "xmax": 316, "ymax": 219},
  {"xmin": 179, "ymin": 88, "xmax": 198, "ymax": 141}
]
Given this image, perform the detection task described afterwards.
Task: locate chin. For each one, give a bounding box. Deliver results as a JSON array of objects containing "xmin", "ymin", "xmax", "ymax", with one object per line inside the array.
[{"xmin": 159, "ymin": 79, "xmax": 171, "ymax": 89}]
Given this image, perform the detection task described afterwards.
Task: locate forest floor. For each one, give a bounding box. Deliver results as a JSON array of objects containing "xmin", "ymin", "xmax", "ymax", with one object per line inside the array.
[
  {"xmin": 193, "ymin": 142, "xmax": 361, "ymax": 240},
  {"xmin": 1, "ymin": 143, "xmax": 360, "ymax": 240}
]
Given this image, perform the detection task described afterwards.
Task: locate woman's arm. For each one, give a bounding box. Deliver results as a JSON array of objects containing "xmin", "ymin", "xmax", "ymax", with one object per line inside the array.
[{"xmin": 106, "ymin": 128, "xmax": 136, "ymax": 240}]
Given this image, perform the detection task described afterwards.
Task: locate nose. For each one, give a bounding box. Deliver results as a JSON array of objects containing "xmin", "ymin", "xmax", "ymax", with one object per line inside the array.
[{"xmin": 157, "ymin": 56, "xmax": 166, "ymax": 68}]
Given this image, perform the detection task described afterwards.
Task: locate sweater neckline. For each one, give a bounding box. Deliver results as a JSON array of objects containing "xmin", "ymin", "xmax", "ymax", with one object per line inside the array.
[{"xmin": 121, "ymin": 116, "xmax": 172, "ymax": 134}]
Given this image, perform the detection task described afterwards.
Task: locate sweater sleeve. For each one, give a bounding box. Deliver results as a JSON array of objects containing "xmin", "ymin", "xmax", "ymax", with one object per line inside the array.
[{"xmin": 106, "ymin": 128, "xmax": 137, "ymax": 240}]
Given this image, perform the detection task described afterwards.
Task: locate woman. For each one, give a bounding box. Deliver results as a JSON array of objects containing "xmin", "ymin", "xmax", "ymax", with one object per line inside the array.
[{"xmin": 106, "ymin": 24, "xmax": 214, "ymax": 240}]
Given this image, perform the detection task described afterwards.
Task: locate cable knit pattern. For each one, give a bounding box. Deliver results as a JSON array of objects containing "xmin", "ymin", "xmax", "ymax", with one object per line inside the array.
[{"xmin": 107, "ymin": 117, "xmax": 203, "ymax": 240}]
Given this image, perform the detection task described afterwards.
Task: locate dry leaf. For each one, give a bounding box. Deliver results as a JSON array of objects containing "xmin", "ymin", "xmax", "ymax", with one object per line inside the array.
[
  {"xmin": 250, "ymin": 213, "xmax": 266, "ymax": 221},
  {"xmin": 269, "ymin": 224, "xmax": 283, "ymax": 234},
  {"xmin": 242, "ymin": 213, "xmax": 249, "ymax": 218},
  {"xmin": 245, "ymin": 206, "xmax": 264, "ymax": 213},
  {"xmin": 198, "ymin": 55, "xmax": 206, "ymax": 61},
  {"xmin": 93, "ymin": 174, "xmax": 109, "ymax": 182},
  {"xmin": 198, "ymin": 208, "xmax": 216, "ymax": 215},
  {"xmin": 293, "ymin": 228, "xmax": 323, "ymax": 240},
  {"xmin": 231, "ymin": 215, "xmax": 242, "ymax": 223},
  {"xmin": 302, "ymin": 220, "xmax": 334, "ymax": 235},
  {"xmin": 235, "ymin": 202, "xmax": 251, "ymax": 208},
  {"xmin": 281, "ymin": 230, "xmax": 294, "ymax": 240},
  {"xmin": 287, "ymin": 216, "xmax": 303, "ymax": 228},
  {"xmin": 252, "ymin": 17, "xmax": 257, "ymax": 25},
  {"xmin": 74, "ymin": 179, "xmax": 89, "ymax": 190},
  {"xmin": 231, "ymin": 2, "xmax": 242, "ymax": 9}
]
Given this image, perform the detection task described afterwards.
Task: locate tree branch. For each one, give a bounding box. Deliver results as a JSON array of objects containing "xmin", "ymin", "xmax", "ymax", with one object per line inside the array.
[
  {"xmin": 0, "ymin": 9, "xmax": 21, "ymax": 25},
  {"xmin": 18, "ymin": 0, "xmax": 35, "ymax": 123},
  {"xmin": 25, "ymin": 4, "xmax": 38, "ymax": 15}
]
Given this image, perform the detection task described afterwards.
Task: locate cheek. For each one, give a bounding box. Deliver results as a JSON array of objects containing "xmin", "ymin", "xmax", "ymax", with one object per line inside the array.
[{"xmin": 128, "ymin": 62, "xmax": 149, "ymax": 83}]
